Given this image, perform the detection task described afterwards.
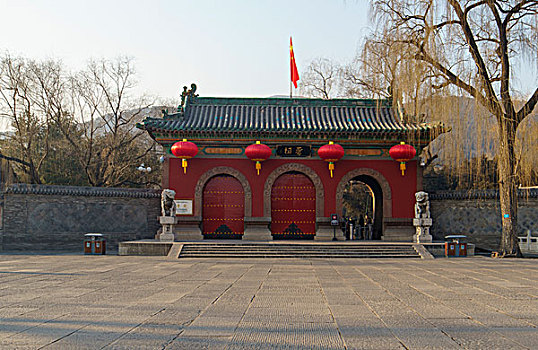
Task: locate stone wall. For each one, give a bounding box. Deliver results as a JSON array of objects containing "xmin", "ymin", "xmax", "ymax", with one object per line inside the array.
[
  {"xmin": 2, "ymin": 184, "xmax": 536, "ymax": 252},
  {"xmin": 430, "ymin": 189, "xmax": 538, "ymax": 251},
  {"xmin": 0, "ymin": 184, "xmax": 160, "ymax": 251}
]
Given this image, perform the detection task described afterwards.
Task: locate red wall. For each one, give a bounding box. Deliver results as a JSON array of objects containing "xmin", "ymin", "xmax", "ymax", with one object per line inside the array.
[{"xmin": 168, "ymin": 157, "xmax": 417, "ymax": 219}]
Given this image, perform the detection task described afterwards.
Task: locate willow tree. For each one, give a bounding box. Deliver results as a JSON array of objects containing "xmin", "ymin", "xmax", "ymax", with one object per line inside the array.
[
  {"xmin": 299, "ymin": 31, "xmax": 435, "ymax": 120},
  {"xmin": 371, "ymin": 0, "xmax": 538, "ymax": 256}
]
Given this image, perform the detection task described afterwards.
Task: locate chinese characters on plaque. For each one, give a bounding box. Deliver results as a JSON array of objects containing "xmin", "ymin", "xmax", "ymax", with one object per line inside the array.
[
  {"xmin": 174, "ymin": 200, "xmax": 193, "ymax": 215},
  {"xmin": 276, "ymin": 145, "xmax": 311, "ymax": 157}
]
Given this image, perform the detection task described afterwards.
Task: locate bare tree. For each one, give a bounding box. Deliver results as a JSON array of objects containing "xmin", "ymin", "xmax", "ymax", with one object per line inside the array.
[
  {"xmin": 299, "ymin": 58, "xmax": 342, "ymax": 99},
  {"xmin": 62, "ymin": 57, "xmax": 158, "ymax": 187},
  {"xmin": 0, "ymin": 54, "xmax": 161, "ymax": 188},
  {"xmin": 0, "ymin": 55, "xmax": 58, "ymax": 183},
  {"xmin": 371, "ymin": 0, "xmax": 538, "ymax": 256}
]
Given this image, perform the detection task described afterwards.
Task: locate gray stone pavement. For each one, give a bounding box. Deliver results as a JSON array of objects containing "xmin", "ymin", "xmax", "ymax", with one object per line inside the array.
[{"xmin": 0, "ymin": 254, "xmax": 537, "ymax": 349}]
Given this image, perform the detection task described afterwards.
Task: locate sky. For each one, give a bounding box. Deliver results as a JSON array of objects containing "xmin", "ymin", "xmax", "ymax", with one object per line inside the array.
[
  {"xmin": 0, "ymin": 0, "xmax": 371, "ymax": 100},
  {"xmin": 1, "ymin": 0, "xmax": 535, "ymax": 102}
]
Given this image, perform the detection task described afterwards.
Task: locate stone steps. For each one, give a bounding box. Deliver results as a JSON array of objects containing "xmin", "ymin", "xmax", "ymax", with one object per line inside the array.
[
  {"xmin": 180, "ymin": 248, "xmax": 417, "ymax": 252},
  {"xmin": 181, "ymin": 254, "xmax": 419, "ymax": 259},
  {"xmin": 178, "ymin": 243, "xmax": 421, "ymax": 258}
]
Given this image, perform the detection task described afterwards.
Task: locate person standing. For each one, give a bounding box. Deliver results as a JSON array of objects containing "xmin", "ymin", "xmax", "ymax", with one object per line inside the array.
[
  {"xmin": 365, "ymin": 215, "xmax": 373, "ymax": 240},
  {"xmin": 358, "ymin": 215, "xmax": 365, "ymax": 240}
]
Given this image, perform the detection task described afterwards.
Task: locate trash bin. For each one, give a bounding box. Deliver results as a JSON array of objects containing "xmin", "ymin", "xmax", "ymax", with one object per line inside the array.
[
  {"xmin": 84, "ymin": 233, "xmax": 106, "ymax": 255},
  {"xmin": 445, "ymin": 235, "xmax": 467, "ymax": 257}
]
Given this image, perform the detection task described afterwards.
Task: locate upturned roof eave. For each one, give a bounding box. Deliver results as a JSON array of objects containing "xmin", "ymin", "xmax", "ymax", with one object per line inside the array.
[{"xmin": 147, "ymin": 128, "xmax": 440, "ymax": 143}]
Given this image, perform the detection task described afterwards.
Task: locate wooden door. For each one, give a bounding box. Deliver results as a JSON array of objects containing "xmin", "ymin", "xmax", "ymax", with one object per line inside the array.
[
  {"xmin": 271, "ymin": 172, "xmax": 316, "ymax": 239},
  {"xmin": 202, "ymin": 175, "xmax": 244, "ymax": 239}
]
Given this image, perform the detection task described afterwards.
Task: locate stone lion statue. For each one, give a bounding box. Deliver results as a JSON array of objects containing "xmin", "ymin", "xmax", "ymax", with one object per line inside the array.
[
  {"xmin": 161, "ymin": 189, "xmax": 177, "ymax": 217},
  {"xmin": 414, "ymin": 191, "xmax": 430, "ymax": 219}
]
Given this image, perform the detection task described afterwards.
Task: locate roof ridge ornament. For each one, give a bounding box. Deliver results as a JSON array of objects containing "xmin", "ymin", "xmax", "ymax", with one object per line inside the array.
[{"xmin": 178, "ymin": 83, "xmax": 198, "ymax": 113}]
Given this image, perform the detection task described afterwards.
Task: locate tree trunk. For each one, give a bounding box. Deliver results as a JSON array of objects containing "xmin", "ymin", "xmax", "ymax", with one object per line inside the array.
[{"xmin": 498, "ymin": 116, "xmax": 522, "ymax": 257}]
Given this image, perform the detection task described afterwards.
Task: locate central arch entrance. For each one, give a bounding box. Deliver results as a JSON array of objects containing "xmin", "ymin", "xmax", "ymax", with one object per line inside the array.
[
  {"xmin": 202, "ymin": 175, "xmax": 244, "ymax": 239},
  {"xmin": 271, "ymin": 172, "xmax": 316, "ymax": 240}
]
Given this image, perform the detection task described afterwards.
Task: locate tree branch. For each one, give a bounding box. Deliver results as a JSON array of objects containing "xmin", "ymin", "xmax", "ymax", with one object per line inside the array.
[
  {"xmin": 448, "ymin": 0, "xmax": 502, "ymax": 114},
  {"xmin": 503, "ymin": 0, "xmax": 537, "ymax": 24},
  {"xmin": 433, "ymin": 20, "xmax": 461, "ymax": 30},
  {"xmin": 0, "ymin": 152, "xmax": 31, "ymax": 167},
  {"xmin": 415, "ymin": 50, "xmax": 503, "ymax": 116},
  {"xmin": 486, "ymin": 1, "xmax": 516, "ymax": 118},
  {"xmin": 516, "ymin": 87, "xmax": 538, "ymax": 123}
]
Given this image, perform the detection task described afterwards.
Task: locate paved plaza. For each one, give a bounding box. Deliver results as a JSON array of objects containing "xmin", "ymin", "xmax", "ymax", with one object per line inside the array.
[{"xmin": 0, "ymin": 254, "xmax": 537, "ymax": 349}]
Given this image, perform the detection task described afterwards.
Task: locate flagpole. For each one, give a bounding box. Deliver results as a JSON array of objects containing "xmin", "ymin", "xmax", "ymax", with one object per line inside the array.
[{"xmin": 289, "ymin": 36, "xmax": 299, "ymax": 99}]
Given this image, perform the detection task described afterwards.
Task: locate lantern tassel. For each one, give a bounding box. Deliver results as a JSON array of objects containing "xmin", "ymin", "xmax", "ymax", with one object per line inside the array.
[
  {"xmin": 182, "ymin": 159, "xmax": 188, "ymax": 174},
  {"xmin": 400, "ymin": 162, "xmax": 406, "ymax": 176},
  {"xmin": 256, "ymin": 161, "xmax": 261, "ymax": 175},
  {"xmin": 329, "ymin": 162, "xmax": 334, "ymax": 178}
]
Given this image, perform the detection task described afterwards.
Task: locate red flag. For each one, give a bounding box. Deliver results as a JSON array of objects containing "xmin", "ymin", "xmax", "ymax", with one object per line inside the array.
[{"xmin": 290, "ymin": 37, "xmax": 299, "ymax": 88}]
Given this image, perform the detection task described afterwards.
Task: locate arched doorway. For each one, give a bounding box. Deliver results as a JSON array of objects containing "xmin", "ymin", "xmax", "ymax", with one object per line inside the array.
[
  {"xmin": 271, "ymin": 171, "xmax": 316, "ymax": 240},
  {"xmin": 202, "ymin": 175, "xmax": 244, "ymax": 239},
  {"xmin": 337, "ymin": 168, "xmax": 392, "ymax": 240},
  {"xmin": 342, "ymin": 178, "xmax": 381, "ymax": 239},
  {"xmin": 341, "ymin": 175, "xmax": 384, "ymax": 240}
]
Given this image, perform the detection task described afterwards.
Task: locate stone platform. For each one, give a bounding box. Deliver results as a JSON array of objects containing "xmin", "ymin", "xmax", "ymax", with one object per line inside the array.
[
  {"xmin": 0, "ymin": 253, "xmax": 535, "ymax": 349},
  {"xmin": 119, "ymin": 240, "xmax": 474, "ymax": 259}
]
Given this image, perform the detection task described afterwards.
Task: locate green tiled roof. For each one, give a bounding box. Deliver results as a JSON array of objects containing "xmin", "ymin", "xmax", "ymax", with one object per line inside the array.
[{"xmin": 138, "ymin": 96, "xmax": 445, "ymax": 140}]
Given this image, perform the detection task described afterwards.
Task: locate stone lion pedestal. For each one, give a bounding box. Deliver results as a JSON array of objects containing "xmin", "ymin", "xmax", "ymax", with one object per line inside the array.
[
  {"xmin": 413, "ymin": 191, "xmax": 433, "ymax": 243},
  {"xmin": 158, "ymin": 189, "xmax": 177, "ymax": 242},
  {"xmin": 158, "ymin": 216, "xmax": 176, "ymax": 242},
  {"xmin": 413, "ymin": 218, "xmax": 433, "ymax": 243}
]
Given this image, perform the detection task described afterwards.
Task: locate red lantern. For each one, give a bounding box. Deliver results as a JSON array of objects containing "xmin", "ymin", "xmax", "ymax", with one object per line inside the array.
[
  {"xmin": 318, "ymin": 141, "xmax": 344, "ymax": 178},
  {"xmin": 245, "ymin": 141, "xmax": 272, "ymax": 175},
  {"xmin": 389, "ymin": 142, "xmax": 416, "ymax": 176},
  {"xmin": 171, "ymin": 139, "xmax": 198, "ymax": 174}
]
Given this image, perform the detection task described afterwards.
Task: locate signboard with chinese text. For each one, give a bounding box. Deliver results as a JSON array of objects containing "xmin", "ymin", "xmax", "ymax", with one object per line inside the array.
[
  {"xmin": 276, "ymin": 145, "xmax": 311, "ymax": 157},
  {"xmin": 175, "ymin": 200, "xmax": 193, "ymax": 215}
]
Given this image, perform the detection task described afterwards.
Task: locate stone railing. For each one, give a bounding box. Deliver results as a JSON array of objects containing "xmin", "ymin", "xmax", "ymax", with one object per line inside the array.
[{"xmin": 518, "ymin": 230, "xmax": 538, "ymax": 254}]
